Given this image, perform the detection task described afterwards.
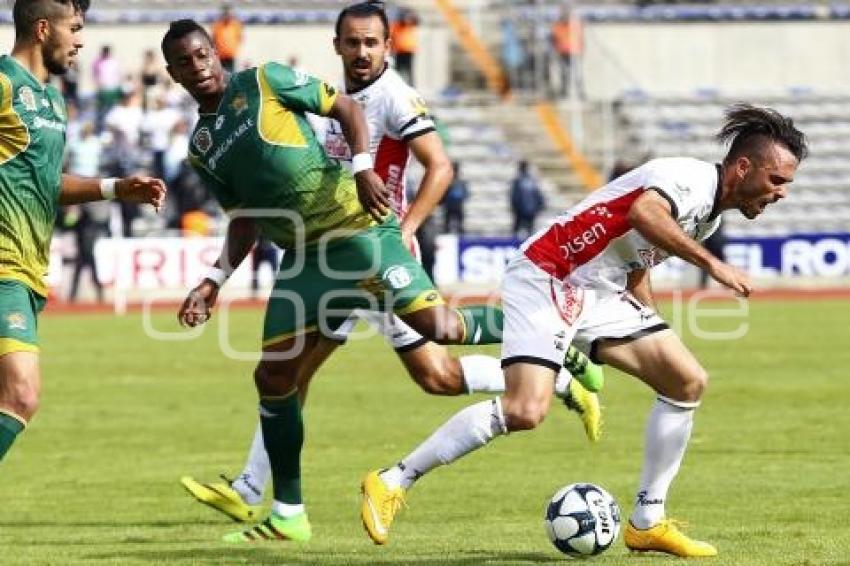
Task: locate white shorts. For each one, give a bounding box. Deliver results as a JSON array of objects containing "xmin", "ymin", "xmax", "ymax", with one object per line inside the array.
[
  {"xmin": 501, "ymin": 255, "xmax": 668, "ymax": 371},
  {"xmin": 329, "ymin": 309, "xmax": 427, "ymax": 351}
]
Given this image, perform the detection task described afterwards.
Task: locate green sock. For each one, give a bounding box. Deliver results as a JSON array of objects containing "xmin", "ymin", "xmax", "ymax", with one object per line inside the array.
[
  {"xmin": 259, "ymin": 395, "xmax": 303, "ymax": 504},
  {"xmin": 456, "ymin": 305, "xmax": 504, "ymax": 344},
  {"xmin": 0, "ymin": 411, "xmax": 25, "ymax": 463}
]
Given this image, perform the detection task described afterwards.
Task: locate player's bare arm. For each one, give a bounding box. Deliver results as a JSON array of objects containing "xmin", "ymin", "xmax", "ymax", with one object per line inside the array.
[
  {"xmin": 59, "ymin": 174, "xmax": 167, "ymax": 211},
  {"xmin": 400, "ymin": 132, "xmax": 453, "ymax": 245},
  {"xmin": 328, "ymin": 94, "xmax": 390, "ymax": 221},
  {"xmin": 628, "ymin": 190, "xmax": 752, "ymax": 296},
  {"xmin": 626, "ymin": 269, "xmax": 656, "ymax": 311},
  {"xmin": 178, "ymin": 216, "xmax": 258, "ymax": 327}
]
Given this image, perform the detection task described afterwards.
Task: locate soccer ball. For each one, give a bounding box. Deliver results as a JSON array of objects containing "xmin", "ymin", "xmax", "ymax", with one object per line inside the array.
[{"xmin": 544, "ymin": 482, "xmax": 621, "ymax": 557}]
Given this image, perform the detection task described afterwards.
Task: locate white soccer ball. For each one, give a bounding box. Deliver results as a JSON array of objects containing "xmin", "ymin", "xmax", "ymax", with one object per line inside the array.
[{"xmin": 544, "ymin": 482, "xmax": 621, "ymax": 557}]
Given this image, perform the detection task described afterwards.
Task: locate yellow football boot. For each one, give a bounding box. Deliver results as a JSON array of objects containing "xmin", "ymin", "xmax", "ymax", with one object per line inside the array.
[
  {"xmin": 625, "ymin": 519, "xmax": 718, "ymax": 557},
  {"xmin": 180, "ymin": 476, "xmax": 262, "ymax": 523},
  {"xmin": 360, "ymin": 470, "xmax": 406, "ymax": 545},
  {"xmin": 562, "ymin": 378, "xmax": 603, "ymax": 442}
]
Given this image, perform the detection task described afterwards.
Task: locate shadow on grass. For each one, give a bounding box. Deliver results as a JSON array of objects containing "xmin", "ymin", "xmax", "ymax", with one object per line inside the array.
[
  {"xmin": 85, "ymin": 547, "xmax": 565, "ymax": 564},
  {"xmin": 0, "ymin": 519, "xmax": 226, "ymax": 528}
]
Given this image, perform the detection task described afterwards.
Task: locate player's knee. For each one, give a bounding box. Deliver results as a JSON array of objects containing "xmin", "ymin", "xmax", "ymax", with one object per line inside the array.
[
  {"xmin": 676, "ymin": 367, "xmax": 709, "ymax": 403},
  {"xmin": 414, "ymin": 358, "xmax": 464, "ymax": 396},
  {"xmin": 253, "ymin": 363, "xmax": 297, "ymax": 397},
  {"xmin": 503, "ymin": 400, "xmax": 547, "ymax": 431},
  {"xmin": 5, "ymin": 382, "xmax": 40, "ymax": 420}
]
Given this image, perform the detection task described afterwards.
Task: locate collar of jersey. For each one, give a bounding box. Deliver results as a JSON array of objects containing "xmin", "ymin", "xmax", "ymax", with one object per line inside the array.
[
  {"xmin": 2, "ymin": 55, "xmax": 46, "ymax": 91},
  {"xmin": 197, "ymin": 72, "xmax": 234, "ymax": 117},
  {"xmin": 345, "ymin": 63, "xmax": 388, "ymax": 95}
]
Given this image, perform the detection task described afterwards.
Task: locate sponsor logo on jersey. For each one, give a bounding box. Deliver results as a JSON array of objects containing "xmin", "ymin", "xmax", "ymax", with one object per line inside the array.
[
  {"xmin": 559, "ymin": 222, "xmax": 607, "ymax": 258},
  {"xmin": 32, "ymin": 116, "xmax": 65, "ymax": 131},
  {"xmin": 231, "ymin": 93, "xmax": 248, "ymax": 115},
  {"xmin": 51, "ymin": 98, "xmax": 64, "ymax": 119},
  {"xmin": 383, "ymin": 265, "xmax": 412, "ymax": 289},
  {"xmin": 293, "ymin": 68, "xmax": 310, "ymax": 87},
  {"xmin": 40, "ymin": 98, "xmax": 49, "ymax": 108},
  {"xmin": 323, "ymin": 83, "xmax": 337, "ymax": 99},
  {"xmin": 215, "ymin": 115, "xmax": 225, "ymax": 130},
  {"xmin": 193, "ymin": 127, "xmax": 213, "ymax": 155},
  {"xmin": 208, "ymin": 118, "xmax": 254, "ymax": 171},
  {"xmin": 6, "ymin": 312, "xmax": 26, "ymax": 331},
  {"xmin": 18, "ymin": 86, "xmax": 37, "ymax": 111}
]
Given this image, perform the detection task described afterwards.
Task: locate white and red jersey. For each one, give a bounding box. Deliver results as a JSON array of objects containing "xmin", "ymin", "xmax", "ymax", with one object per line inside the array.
[
  {"xmin": 522, "ymin": 157, "xmax": 723, "ymax": 290},
  {"xmin": 311, "ymin": 66, "xmax": 436, "ymax": 219}
]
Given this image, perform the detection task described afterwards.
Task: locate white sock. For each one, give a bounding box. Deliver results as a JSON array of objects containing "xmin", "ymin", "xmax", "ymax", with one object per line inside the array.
[
  {"xmin": 232, "ymin": 423, "xmax": 270, "ymax": 506},
  {"xmin": 553, "ymin": 368, "xmax": 572, "ymax": 397},
  {"xmin": 459, "ymin": 355, "xmax": 505, "ymax": 394},
  {"xmin": 380, "ymin": 398, "xmax": 508, "ymax": 490},
  {"xmin": 271, "ymin": 501, "xmax": 305, "ymax": 518},
  {"xmin": 629, "ymin": 396, "xmax": 696, "ymax": 529}
]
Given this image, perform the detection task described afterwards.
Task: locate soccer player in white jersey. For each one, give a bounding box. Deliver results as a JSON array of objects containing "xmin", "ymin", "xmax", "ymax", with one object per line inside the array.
[
  {"xmin": 360, "ymin": 104, "xmax": 808, "ymax": 557},
  {"xmin": 180, "ymin": 1, "xmax": 602, "ymax": 525}
]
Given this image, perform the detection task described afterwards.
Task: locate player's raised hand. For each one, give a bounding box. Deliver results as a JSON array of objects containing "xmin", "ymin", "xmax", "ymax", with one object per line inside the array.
[
  {"xmin": 116, "ymin": 175, "xmax": 167, "ymax": 212},
  {"xmin": 708, "ymin": 260, "xmax": 753, "ymax": 297},
  {"xmin": 354, "ymin": 169, "xmax": 391, "ymax": 222},
  {"xmin": 178, "ymin": 280, "xmax": 220, "ymax": 328}
]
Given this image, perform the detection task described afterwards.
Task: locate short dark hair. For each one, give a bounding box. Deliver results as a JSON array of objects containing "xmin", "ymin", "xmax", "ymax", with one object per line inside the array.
[
  {"xmin": 335, "ymin": 1, "xmax": 390, "ymax": 40},
  {"xmin": 13, "ymin": 0, "xmax": 90, "ymax": 37},
  {"xmin": 718, "ymin": 103, "xmax": 808, "ymax": 165},
  {"xmin": 161, "ymin": 19, "xmax": 212, "ymax": 64}
]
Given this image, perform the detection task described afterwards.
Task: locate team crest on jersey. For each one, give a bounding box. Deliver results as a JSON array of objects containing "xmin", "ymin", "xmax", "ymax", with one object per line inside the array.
[
  {"xmin": 383, "ymin": 265, "xmax": 412, "ymax": 289},
  {"xmin": 6, "ymin": 312, "xmax": 27, "ymax": 331},
  {"xmin": 231, "ymin": 93, "xmax": 248, "ymax": 115},
  {"xmin": 193, "ymin": 127, "xmax": 213, "ymax": 154},
  {"xmin": 215, "ymin": 115, "xmax": 226, "ymax": 130},
  {"xmin": 18, "ymin": 86, "xmax": 37, "ymax": 111}
]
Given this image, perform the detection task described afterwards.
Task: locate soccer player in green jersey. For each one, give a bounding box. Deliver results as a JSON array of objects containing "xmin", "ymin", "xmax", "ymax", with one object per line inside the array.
[
  {"xmin": 163, "ymin": 18, "xmax": 585, "ymax": 543},
  {"xmin": 178, "ymin": 1, "xmax": 603, "ymax": 528},
  {"xmin": 0, "ymin": 0, "xmax": 167, "ymax": 465}
]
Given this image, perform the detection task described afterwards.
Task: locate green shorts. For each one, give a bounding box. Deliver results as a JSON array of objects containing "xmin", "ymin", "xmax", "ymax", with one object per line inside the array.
[
  {"xmin": 263, "ymin": 217, "xmax": 443, "ymax": 347},
  {"xmin": 0, "ymin": 279, "xmax": 46, "ymax": 355}
]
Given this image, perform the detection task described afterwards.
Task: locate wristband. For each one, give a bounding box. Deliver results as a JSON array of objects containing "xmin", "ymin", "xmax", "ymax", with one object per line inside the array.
[
  {"xmin": 99, "ymin": 177, "xmax": 117, "ymax": 200},
  {"xmin": 351, "ymin": 152, "xmax": 373, "ymax": 174},
  {"xmin": 203, "ymin": 266, "xmax": 229, "ymax": 287}
]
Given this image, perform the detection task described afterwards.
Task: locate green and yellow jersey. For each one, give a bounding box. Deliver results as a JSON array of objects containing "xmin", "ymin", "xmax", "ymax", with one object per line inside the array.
[
  {"xmin": 188, "ymin": 62, "xmax": 375, "ymax": 248},
  {"xmin": 0, "ymin": 55, "xmax": 66, "ymax": 297}
]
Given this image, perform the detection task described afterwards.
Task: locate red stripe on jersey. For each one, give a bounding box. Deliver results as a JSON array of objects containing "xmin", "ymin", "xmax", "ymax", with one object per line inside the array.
[
  {"xmin": 374, "ymin": 135, "xmax": 410, "ymax": 217},
  {"xmin": 525, "ymin": 188, "xmax": 646, "ymax": 280}
]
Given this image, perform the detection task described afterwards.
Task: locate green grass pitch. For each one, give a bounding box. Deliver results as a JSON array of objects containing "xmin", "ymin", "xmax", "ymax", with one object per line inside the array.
[{"xmin": 1, "ymin": 298, "xmax": 849, "ymax": 564}]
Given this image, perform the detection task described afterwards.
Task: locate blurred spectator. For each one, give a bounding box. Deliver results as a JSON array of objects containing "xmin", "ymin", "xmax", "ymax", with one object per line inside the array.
[
  {"xmin": 92, "ymin": 45, "xmax": 122, "ymax": 128},
  {"xmin": 141, "ymin": 95, "xmax": 181, "ymax": 180},
  {"xmin": 105, "ymin": 90, "xmax": 144, "ymax": 148},
  {"xmin": 500, "ymin": 19, "xmax": 527, "ymax": 92},
  {"xmin": 101, "ymin": 130, "xmax": 141, "ymax": 237},
  {"xmin": 251, "ymin": 238, "xmax": 279, "ymax": 297},
  {"xmin": 164, "ymin": 119, "xmax": 190, "ymax": 185},
  {"xmin": 66, "ymin": 121, "xmax": 102, "ymax": 178},
  {"xmin": 139, "ymin": 49, "xmax": 165, "ymax": 110},
  {"xmin": 212, "ymin": 4, "xmax": 243, "ymax": 73},
  {"xmin": 66, "ymin": 201, "xmax": 109, "ymax": 303},
  {"xmin": 61, "ymin": 63, "xmax": 79, "ymax": 107},
  {"xmin": 441, "ymin": 161, "xmax": 469, "ymax": 235},
  {"xmin": 390, "ymin": 8, "xmax": 419, "ymax": 85},
  {"xmin": 550, "ymin": 9, "xmax": 583, "ymax": 98},
  {"xmin": 64, "ymin": 102, "xmax": 82, "ymax": 149},
  {"xmin": 510, "ymin": 160, "xmax": 545, "ymax": 239}
]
